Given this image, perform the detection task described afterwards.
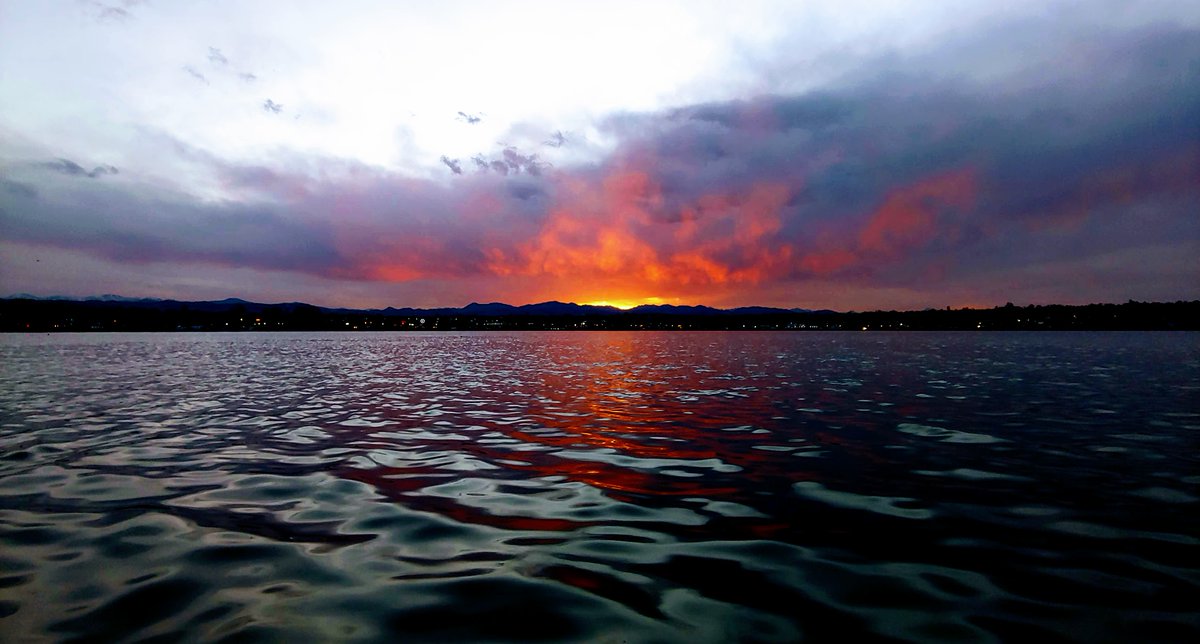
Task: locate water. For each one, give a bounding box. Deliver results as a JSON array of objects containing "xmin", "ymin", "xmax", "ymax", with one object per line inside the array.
[{"xmin": 1, "ymin": 331, "xmax": 1197, "ymax": 642}]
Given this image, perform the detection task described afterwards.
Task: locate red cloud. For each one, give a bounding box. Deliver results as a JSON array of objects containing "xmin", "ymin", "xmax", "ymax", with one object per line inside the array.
[
  {"xmin": 315, "ymin": 162, "xmax": 983, "ymax": 308},
  {"xmin": 858, "ymin": 168, "xmax": 976, "ymax": 257},
  {"xmin": 484, "ymin": 162, "xmax": 796, "ymax": 295},
  {"xmin": 797, "ymin": 168, "xmax": 978, "ymax": 276}
]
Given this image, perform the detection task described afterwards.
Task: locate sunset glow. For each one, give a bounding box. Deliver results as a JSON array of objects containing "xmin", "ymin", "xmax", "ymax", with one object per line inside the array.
[
  {"xmin": 0, "ymin": 1, "xmax": 1196, "ymax": 309},
  {"xmin": 580, "ymin": 299, "xmax": 668, "ymax": 310}
]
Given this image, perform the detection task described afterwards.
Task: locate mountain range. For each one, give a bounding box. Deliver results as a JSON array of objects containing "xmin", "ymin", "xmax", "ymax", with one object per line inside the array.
[{"xmin": 3, "ymin": 295, "xmax": 832, "ymax": 316}]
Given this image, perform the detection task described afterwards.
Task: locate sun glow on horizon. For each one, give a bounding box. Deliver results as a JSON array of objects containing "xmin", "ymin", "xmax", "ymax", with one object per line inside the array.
[{"xmin": 581, "ymin": 297, "xmax": 670, "ymax": 310}]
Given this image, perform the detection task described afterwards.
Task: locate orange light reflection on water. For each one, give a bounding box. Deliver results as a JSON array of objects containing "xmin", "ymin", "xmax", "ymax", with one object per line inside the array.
[{"xmin": 332, "ymin": 334, "xmax": 900, "ymax": 535}]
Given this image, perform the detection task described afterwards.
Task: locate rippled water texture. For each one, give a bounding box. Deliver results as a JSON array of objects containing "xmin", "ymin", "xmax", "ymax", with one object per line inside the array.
[{"xmin": 1, "ymin": 331, "xmax": 1198, "ymax": 642}]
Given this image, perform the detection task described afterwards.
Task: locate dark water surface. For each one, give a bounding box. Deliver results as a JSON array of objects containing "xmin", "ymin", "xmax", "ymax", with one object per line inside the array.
[{"xmin": 1, "ymin": 331, "xmax": 1197, "ymax": 642}]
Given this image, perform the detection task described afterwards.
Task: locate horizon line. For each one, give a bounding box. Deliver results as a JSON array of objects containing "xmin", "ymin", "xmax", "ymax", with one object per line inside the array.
[{"xmin": 5, "ymin": 292, "xmax": 1198, "ymax": 314}]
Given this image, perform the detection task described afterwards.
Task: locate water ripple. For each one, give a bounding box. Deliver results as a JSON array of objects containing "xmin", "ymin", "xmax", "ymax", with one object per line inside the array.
[{"xmin": 1, "ymin": 331, "xmax": 1197, "ymax": 641}]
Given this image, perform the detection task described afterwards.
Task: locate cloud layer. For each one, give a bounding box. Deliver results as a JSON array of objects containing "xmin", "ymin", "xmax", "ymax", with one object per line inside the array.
[{"xmin": 1, "ymin": 4, "xmax": 1197, "ymax": 308}]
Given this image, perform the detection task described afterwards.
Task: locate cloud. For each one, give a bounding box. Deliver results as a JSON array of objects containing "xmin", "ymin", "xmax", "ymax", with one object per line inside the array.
[
  {"xmin": 182, "ymin": 66, "xmax": 209, "ymax": 85},
  {"xmin": 262, "ymin": 99, "xmax": 283, "ymax": 114},
  {"xmin": 439, "ymin": 155, "xmax": 463, "ymax": 175},
  {"xmin": 194, "ymin": 47, "xmax": 260, "ymax": 84},
  {"xmin": 207, "ymin": 47, "xmax": 228, "ymax": 66},
  {"xmin": 456, "ymin": 111, "xmax": 483, "ymax": 124},
  {"xmin": 39, "ymin": 158, "xmax": 119, "ymax": 179},
  {"xmin": 2, "ymin": 145, "xmax": 542, "ymax": 284},
  {"xmin": 97, "ymin": 6, "xmax": 129, "ymax": 21},
  {"xmin": 500, "ymin": 147, "xmax": 543, "ymax": 176},
  {"xmin": 506, "ymin": 180, "xmax": 546, "ymax": 202},
  {"xmin": 88, "ymin": 1, "xmax": 142, "ymax": 22},
  {"xmin": 2, "ymin": 180, "xmax": 37, "ymax": 199},
  {"xmin": 465, "ymin": 147, "xmax": 548, "ymax": 176},
  {"xmin": 0, "ymin": 176, "xmax": 343, "ymax": 275},
  {"xmin": 4, "ymin": 14, "xmax": 1198, "ymax": 308},
  {"xmin": 544, "ymin": 131, "xmax": 568, "ymax": 147}
]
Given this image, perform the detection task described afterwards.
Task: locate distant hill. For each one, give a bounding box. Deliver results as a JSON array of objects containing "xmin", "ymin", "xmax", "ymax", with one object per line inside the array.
[
  {"xmin": 5, "ymin": 293, "xmax": 164, "ymax": 303},
  {"xmin": 2, "ymin": 295, "xmax": 1197, "ymax": 331}
]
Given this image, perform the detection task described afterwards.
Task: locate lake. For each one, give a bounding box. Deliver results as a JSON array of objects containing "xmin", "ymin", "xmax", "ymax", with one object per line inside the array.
[{"xmin": 1, "ymin": 331, "xmax": 1197, "ymax": 642}]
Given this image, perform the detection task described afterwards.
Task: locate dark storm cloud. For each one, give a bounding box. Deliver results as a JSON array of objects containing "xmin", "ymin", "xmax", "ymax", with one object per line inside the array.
[
  {"xmin": 40, "ymin": 158, "xmax": 118, "ymax": 178},
  {"xmin": 0, "ymin": 177, "xmax": 342, "ymax": 274},
  {"xmin": 674, "ymin": 26, "xmax": 1190, "ymax": 214},
  {"xmin": 262, "ymin": 99, "xmax": 283, "ymax": 114}
]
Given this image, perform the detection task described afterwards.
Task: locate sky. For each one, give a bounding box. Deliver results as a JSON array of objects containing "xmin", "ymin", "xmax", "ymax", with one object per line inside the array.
[{"xmin": 1, "ymin": 0, "xmax": 1197, "ymax": 310}]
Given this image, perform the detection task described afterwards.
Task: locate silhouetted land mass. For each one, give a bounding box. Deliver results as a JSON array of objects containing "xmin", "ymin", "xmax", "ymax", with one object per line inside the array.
[{"xmin": 2, "ymin": 297, "xmax": 1197, "ymax": 331}]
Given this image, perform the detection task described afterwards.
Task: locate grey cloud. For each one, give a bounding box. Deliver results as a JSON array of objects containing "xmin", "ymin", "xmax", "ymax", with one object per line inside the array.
[
  {"xmin": 18, "ymin": 145, "xmax": 548, "ymax": 281},
  {"xmin": 544, "ymin": 131, "xmax": 568, "ymax": 147},
  {"xmin": 90, "ymin": 2, "xmax": 140, "ymax": 22},
  {"xmin": 263, "ymin": 99, "xmax": 283, "ymax": 114},
  {"xmin": 183, "ymin": 66, "xmax": 209, "ymax": 85},
  {"xmin": 2, "ymin": 180, "xmax": 38, "ymax": 199},
  {"xmin": 41, "ymin": 158, "xmax": 86, "ymax": 176},
  {"xmin": 692, "ymin": 94, "xmax": 852, "ymax": 132},
  {"xmin": 197, "ymin": 47, "xmax": 259, "ymax": 84},
  {"xmin": 506, "ymin": 180, "xmax": 545, "ymax": 201},
  {"xmin": 0, "ymin": 179, "xmax": 342, "ymax": 274},
  {"xmin": 40, "ymin": 158, "xmax": 119, "ymax": 179},
  {"xmin": 467, "ymin": 147, "xmax": 547, "ymax": 176},
  {"xmin": 98, "ymin": 6, "xmax": 129, "ymax": 21},
  {"xmin": 502, "ymin": 147, "xmax": 546, "ymax": 176},
  {"xmin": 440, "ymin": 156, "xmax": 463, "ymax": 175},
  {"xmin": 456, "ymin": 111, "xmax": 483, "ymax": 124}
]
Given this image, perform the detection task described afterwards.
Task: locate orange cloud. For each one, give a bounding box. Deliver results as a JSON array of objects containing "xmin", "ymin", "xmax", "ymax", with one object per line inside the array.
[
  {"xmin": 468, "ymin": 166, "xmax": 984, "ymax": 305},
  {"xmin": 484, "ymin": 164, "xmax": 796, "ymax": 300},
  {"xmin": 290, "ymin": 163, "xmax": 983, "ymax": 310}
]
